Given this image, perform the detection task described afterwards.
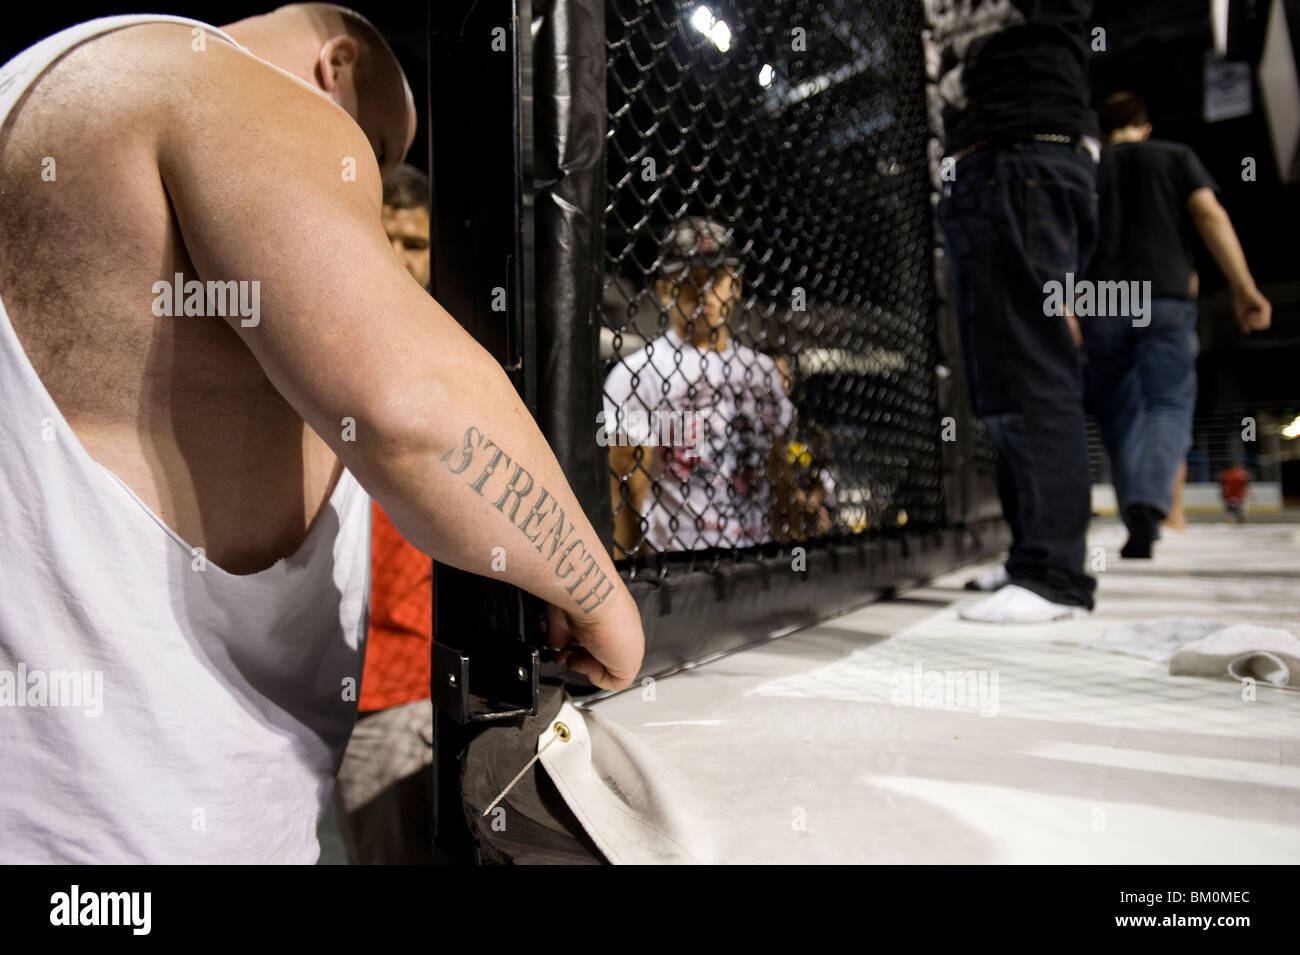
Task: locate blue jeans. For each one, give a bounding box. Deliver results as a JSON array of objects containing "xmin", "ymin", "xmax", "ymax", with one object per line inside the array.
[
  {"xmin": 1082, "ymin": 298, "xmax": 1197, "ymax": 525},
  {"xmin": 939, "ymin": 142, "xmax": 1099, "ymax": 609}
]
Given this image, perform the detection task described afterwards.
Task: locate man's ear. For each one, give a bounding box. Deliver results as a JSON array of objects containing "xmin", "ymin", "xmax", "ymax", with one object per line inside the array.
[
  {"xmin": 317, "ymin": 35, "xmax": 360, "ymax": 93},
  {"xmin": 1140, "ymin": 122, "xmax": 1153, "ymax": 141}
]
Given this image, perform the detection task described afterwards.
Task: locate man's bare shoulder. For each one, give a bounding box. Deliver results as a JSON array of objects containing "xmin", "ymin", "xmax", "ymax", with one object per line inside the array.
[{"xmin": 57, "ymin": 22, "xmax": 377, "ymax": 176}]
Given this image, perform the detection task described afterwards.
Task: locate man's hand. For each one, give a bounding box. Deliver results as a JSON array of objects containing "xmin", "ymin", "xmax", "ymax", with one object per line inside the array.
[
  {"xmin": 545, "ymin": 591, "xmax": 645, "ymax": 691},
  {"xmin": 793, "ymin": 488, "xmax": 832, "ymax": 537},
  {"xmin": 1233, "ymin": 285, "xmax": 1271, "ymax": 334},
  {"xmin": 1064, "ymin": 311, "xmax": 1083, "ymax": 349}
]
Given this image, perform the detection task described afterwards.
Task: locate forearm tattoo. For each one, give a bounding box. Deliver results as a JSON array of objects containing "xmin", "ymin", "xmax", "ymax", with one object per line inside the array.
[{"xmin": 440, "ymin": 425, "xmax": 616, "ymax": 614}]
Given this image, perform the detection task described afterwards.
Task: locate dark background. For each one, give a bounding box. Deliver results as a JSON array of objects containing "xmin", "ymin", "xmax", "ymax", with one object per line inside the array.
[
  {"xmin": 1091, "ymin": 0, "xmax": 1299, "ymax": 420},
  {"xmin": 1090, "ymin": 0, "xmax": 1294, "ymax": 290},
  {"xmin": 0, "ymin": 3, "xmax": 431, "ymax": 173}
]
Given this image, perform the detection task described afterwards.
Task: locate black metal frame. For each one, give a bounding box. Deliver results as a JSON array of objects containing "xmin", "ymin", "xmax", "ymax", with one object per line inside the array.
[
  {"xmin": 624, "ymin": 521, "xmax": 1010, "ymax": 677},
  {"xmin": 426, "ymin": 0, "xmax": 542, "ymax": 863}
]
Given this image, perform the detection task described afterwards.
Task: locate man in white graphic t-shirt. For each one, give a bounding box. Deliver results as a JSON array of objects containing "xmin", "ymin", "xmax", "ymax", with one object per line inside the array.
[{"xmin": 604, "ymin": 218, "xmax": 796, "ymax": 555}]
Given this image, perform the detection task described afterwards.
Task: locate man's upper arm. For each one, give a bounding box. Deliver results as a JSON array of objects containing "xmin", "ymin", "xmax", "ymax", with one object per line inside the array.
[
  {"xmin": 1186, "ymin": 186, "xmax": 1222, "ymax": 224},
  {"xmin": 155, "ymin": 39, "xmax": 445, "ymax": 450},
  {"xmin": 1179, "ymin": 144, "xmax": 1218, "ymax": 195},
  {"xmin": 761, "ymin": 354, "xmax": 797, "ymax": 435},
  {"xmin": 1179, "ymin": 144, "xmax": 1219, "ymax": 218},
  {"xmin": 602, "ymin": 359, "xmax": 653, "ymax": 470}
]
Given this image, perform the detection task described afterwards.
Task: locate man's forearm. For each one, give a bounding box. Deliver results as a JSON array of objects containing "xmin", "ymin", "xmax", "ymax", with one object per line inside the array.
[
  {"xmin": 344, "ymin": 354, "xmax": 626, "ymax": 622},
  {"xmin": 1194, "ymin": 207, "xmax": 1257, "ymax": 293}
]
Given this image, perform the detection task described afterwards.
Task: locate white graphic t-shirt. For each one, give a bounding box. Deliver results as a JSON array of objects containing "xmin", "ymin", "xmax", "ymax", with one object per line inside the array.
[{"xmin": 603, "ymin": 327, "xmax": 796, "ymax": 551}]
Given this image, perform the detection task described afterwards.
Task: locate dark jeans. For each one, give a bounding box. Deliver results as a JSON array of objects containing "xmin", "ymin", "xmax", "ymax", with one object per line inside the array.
[
  {"xmin": 1082, "ymin": 297, "xmax": 1197, "ymax": 526},
  {"xmin": 939, "ymin": 141, "xmax": 1099, "ymax": 609}
]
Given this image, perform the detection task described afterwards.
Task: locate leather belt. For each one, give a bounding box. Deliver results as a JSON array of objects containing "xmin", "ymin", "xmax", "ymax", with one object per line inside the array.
[{"xmin": 948, "ymin": 132, "xmax": 1102, "ymax": 166}]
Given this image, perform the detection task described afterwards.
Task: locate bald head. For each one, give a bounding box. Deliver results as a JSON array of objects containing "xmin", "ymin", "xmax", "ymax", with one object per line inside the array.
[{"xmin": 222, "ymin": 3, "xmax": 417, "ymax": 177}]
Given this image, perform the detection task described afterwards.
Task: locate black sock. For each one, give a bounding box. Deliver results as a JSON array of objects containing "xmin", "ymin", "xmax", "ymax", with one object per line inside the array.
[{"xmin": 1121, "ymin": 504, "xmax": 1163, "ymax": 559}]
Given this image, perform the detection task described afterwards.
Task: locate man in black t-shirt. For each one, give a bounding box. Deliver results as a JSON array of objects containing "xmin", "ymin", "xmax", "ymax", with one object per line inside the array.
[
  {"xmin": 929, "ymin": 0, "xmax": 1101, "ymax": 622},
  {"xmin": 1083, "ymin": 92, "xmax": 1271, "ymax": 559}
]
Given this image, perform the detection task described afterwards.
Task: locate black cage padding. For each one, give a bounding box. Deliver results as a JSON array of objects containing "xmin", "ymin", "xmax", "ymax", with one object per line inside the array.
[{"xmin": 532, "ymin": 0, "xmax": 613, "ymax": 539}]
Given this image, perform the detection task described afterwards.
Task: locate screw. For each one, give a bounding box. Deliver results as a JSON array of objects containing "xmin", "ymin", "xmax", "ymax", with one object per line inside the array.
[{"xmin": 517, "ymin": 666, "xmax": 527, "ymax": 681}]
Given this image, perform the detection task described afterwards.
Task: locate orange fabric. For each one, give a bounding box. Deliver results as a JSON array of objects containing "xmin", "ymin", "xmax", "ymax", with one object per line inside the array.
[{"xmin": 359, "ymin": 501, "xmax": 433, "ymax": 712}]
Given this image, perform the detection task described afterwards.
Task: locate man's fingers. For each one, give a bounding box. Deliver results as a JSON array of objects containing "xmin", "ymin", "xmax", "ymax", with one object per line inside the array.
[
  {"xmin": 1236, "ymin": 291, "xmax": 1271, "ymax": 335},
  {"xmin": 544, "ymin": 603, "xmax": 571, "ymax": 651},
  {"xmin": 564, "ymin": 650, "xmax": 633, "ymax": 691},
  {"xmin": 1064, "ymin": 312, "xmax": 1082, "ymax": 349},
  {"xmin": 1238, "ymin": 309, "xmax": 1270, "ymax": 334},
  {"xmin": 564, "ymin": 651, "xmax": 603, "ymax": 685}
]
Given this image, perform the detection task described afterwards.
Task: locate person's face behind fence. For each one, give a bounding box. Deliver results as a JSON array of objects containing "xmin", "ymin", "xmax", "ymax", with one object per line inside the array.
[
  {"xmin": 382, "ymin": 203, "xmax": 431, "ymax": 287},
  {"xmin": 657, "ymin": 266, "xmax": 739, "ymax": 339}
]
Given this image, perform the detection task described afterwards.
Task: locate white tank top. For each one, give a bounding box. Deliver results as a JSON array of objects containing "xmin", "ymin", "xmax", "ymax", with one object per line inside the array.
[{"xmin": 0, "ymin": 17, "xmax": 372, "ymax": 863}]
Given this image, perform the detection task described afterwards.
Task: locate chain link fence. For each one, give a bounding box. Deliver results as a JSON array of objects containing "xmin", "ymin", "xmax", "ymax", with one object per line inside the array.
[{"xmin": 600, "ymin": 0, "xmax": 944, "ymax": 563}]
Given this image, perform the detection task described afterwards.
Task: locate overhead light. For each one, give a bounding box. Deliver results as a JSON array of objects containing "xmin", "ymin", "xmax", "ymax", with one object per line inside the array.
[
  {"xmin": 1281, "ymin": 414, "xmax": 1300, "ymax": 439},
  {"xmin": 690, "ymin": 6, "xmax": 732, "ymax": 52},
  {"xmin": 759, "ymin": 63, "xmax": 774, "ymax": 87},
  {"xmin": 710, "ymin": 20, "xmax": 732, "ymax": 52}
]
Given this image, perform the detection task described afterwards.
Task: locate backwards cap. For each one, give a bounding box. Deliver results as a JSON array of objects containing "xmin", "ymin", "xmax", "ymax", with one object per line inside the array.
[{"xmin": 658, "ymin": 216, "xmax": 740, "ymax": 275}]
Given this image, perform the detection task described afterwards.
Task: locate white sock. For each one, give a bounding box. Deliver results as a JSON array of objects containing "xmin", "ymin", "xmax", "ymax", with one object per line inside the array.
[
  {"xmin": 959, "ymin": 584, "xmax": 1086, "ymax": 623},
  {"xmin": 966, "ymin": 564, "xmax": 1010, "ymax": 591}
]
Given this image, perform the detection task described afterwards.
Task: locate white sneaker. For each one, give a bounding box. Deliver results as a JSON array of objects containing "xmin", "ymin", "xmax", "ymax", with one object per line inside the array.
[
  {"xmin": 964, "ymin": 564, "xmax": 1010, "ymax": 592},
  {"xmin": 959, "ymin": 584, "xmax": 1086, "ymax": 623}
]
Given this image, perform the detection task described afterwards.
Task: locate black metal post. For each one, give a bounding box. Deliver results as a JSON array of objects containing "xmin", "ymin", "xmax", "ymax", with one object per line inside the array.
[{"xmin": 426, "ymin": 0, "xmax": 539, "ymax": 864}]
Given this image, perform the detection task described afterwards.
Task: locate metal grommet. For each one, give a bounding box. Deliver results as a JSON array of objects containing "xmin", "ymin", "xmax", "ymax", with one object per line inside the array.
[{"xmin": 553, "ymin": 721, "xmax": 571, "ymax": 742}]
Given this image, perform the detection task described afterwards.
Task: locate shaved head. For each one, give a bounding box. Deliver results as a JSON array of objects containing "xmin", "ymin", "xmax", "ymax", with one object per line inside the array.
[
  {"xmin": 283, "ymin": 4, "xmax": 410, "ymax": 100},
  {"xmin": 224, "ymin": 4, "xmax": 418, "ymax": 175}
]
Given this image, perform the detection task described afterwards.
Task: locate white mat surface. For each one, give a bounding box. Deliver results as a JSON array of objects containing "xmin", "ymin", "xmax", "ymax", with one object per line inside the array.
[{"xmin": 575, "ymin": 521, "xmax": 1300, "ymax": 863}]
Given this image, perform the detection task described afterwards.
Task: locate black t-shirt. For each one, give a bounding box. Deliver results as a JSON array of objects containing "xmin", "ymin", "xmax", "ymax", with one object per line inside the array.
[
  {"xmin": 926, "ymin": 0, "xmax": 1098, "ymax": 152},
  {"xmin": 1088, "ymin": 139, "xmax": 1219, "ymax": 299}
]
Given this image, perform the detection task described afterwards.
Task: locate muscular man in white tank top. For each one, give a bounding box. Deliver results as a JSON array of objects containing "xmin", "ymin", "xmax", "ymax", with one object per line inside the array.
[{"xmin": 0, "ymin": 5, "xmax": 643, "ymax": 862}]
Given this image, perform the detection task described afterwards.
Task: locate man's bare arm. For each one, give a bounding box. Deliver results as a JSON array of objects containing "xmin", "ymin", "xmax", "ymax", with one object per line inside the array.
[
  {"xmin": 1186, "ymin": 187, "xmax": 1271, "ymax": 333},
  {"xmin": 608, "ymin": 443, "xmax": 649, "ymax": 557},
  {"xmin": 156, "ymin": 37, "xmax": 642, "ymax": 687}
]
